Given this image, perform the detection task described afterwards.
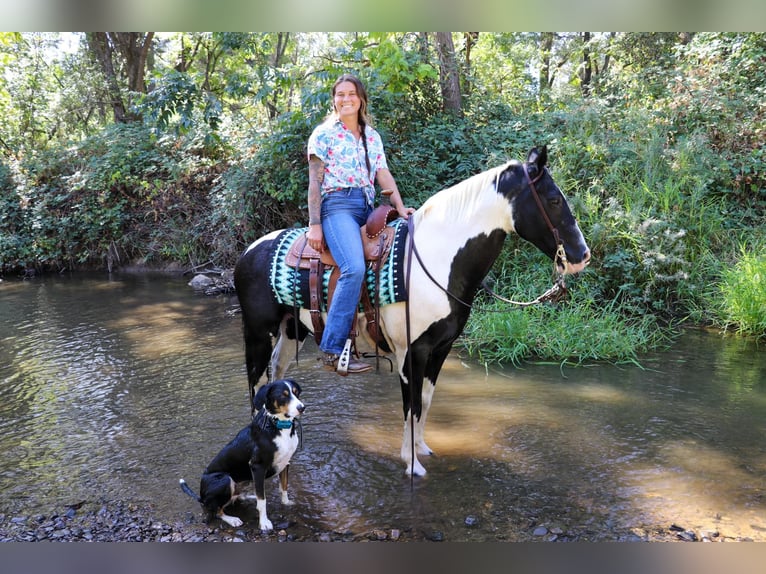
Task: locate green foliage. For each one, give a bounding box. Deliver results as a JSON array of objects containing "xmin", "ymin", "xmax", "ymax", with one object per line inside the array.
[
  {"xmin": 0, "ymin": 160, "xmax": 30, "ymax": 270},
  {"xmin": 1, "ymin": 123, "xmax": 228, "ymax": 272},
  {"xmin": 460, "ymin": 268, "xmax": 670, "ymax": 366},
  {"xmin": 3, "ymin": 31, "xmax": 766, "ymax": 360},
  {"xmin": 716, "ymin": 244, "xmax": 766, "ymax": 339}
]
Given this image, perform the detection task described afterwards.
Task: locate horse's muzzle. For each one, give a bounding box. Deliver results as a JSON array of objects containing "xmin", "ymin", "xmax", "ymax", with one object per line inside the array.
[{"xmin": 562, "ymin": 248, "xmax": 590, "ymax": 275}]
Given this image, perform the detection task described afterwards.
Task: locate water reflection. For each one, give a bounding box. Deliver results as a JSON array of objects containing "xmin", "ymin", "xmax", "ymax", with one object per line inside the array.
[{"xmin": 0, "ymin": 272, "xmax": 764, "ymax": 541}]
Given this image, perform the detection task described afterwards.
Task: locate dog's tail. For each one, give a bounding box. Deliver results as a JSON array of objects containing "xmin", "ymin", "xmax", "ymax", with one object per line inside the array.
[{"xmin": 179, "ymin": 478, "xmax": 201, "ymax": 502}]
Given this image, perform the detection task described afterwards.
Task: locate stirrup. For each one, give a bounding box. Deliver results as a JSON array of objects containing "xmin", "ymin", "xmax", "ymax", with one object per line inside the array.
[{"xmin": 336, "ymin": 338, "xmax": 352, "ymax": 376}]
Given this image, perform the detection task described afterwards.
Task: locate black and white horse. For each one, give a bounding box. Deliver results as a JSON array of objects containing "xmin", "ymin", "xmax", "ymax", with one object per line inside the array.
[{"xmin": 234, "ymin": 146, "xmax": 590, "ymax": 477}]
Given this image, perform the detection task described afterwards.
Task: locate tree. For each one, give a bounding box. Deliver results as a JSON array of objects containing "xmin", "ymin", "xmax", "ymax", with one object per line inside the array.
[
  {"xmin": 434, "ymin": 32, "xmax": 462, "ymax": 116},
  {"xmin": 462, "ymin": 32, "xmax": 479, "ymax": 98},
  {"xmin": 579, "ymin": 32, "xmax": 593, "ymax": 97},
  {"xmin": 539, "ymin": 32, "xmax": 556, "ymax": 92},
  {"xmin": 86, "ymin": 32, "xmax": 155, "ymax": 123}
]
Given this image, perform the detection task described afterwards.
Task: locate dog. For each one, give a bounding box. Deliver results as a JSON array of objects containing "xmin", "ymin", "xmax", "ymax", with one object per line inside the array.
[{"xmin": 180, "ymin": 379, "xmax": 305, "ymax": 530}]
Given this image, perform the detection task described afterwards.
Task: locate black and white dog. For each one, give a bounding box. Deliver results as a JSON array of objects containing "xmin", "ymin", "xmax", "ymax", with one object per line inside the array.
[{"xmin": 180, "ymin": 379, "xmax": 305, "ymax": 530}]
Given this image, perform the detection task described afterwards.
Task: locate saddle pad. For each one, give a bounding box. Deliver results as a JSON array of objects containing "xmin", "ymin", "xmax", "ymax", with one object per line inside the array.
[{"xmin": 269, "ymin": 218, "xmax": 409, "ymax": 310}]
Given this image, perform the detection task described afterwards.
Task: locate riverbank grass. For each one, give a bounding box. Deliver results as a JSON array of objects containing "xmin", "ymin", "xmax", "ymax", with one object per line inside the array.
[
  {"xmin": 716, "ymin": 245, "xmax": 766, "ymax": 339},
  {"xmin": 459, "ymin": 279, "xmax": 670, "ymax": 367}
]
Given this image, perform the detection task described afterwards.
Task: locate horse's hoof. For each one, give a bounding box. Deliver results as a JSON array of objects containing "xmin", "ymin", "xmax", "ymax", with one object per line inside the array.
[{"xmin": 405, "ymin": 461, "xmax": 427, "ymax": 477}]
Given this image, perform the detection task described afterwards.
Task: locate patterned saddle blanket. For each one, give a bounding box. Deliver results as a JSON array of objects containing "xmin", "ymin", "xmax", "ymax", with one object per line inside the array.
[{"xmin": 269, "ymin": 217, "xmax": 409, "ymax": 312}]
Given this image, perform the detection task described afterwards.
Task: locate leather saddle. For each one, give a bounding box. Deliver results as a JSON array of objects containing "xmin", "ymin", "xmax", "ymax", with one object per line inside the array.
[
  {"xmin": 285, "ymin": 205, "xmax": 399, "ymax": 270},
  {"xmin": 284, "ymin": 205, "xmax": 400, "ymax": 349}
]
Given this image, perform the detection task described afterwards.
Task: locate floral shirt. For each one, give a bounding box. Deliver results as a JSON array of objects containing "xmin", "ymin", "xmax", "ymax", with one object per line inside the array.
[{"xmin": 307, "ymin": 117, "xmax": 388, "ymax": 206}]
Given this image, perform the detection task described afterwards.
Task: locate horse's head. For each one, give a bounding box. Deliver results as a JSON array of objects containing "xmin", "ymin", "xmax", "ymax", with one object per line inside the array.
[{"xmin": 503, "ymin": 146, "xmax": 590, "ymax": 275}]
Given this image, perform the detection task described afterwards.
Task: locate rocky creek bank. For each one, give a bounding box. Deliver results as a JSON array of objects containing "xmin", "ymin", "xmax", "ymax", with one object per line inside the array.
[{"xmin": 1, "ymin": 498, "xmax": 754, "ymax": 543}]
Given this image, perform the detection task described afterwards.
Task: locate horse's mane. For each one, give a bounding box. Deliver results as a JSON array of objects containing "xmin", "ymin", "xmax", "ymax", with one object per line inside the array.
[{"xmin": 413, "ymin": 160, "xmax": 519, "ymax": 227}]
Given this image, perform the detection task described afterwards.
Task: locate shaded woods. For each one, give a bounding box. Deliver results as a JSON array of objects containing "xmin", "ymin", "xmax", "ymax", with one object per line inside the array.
[{"xmin": 1, "ymin": 32, "xmax": 764, "ymax": 362}]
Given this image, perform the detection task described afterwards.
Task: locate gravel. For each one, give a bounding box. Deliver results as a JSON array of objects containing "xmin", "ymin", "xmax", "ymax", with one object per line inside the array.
[{"xmin": 2, "ymin": 498, "xmax": 755, "ymax": 543}]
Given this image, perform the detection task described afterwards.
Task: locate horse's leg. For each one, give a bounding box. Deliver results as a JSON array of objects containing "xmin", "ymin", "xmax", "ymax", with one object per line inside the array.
[
  {"xmin": 234, "ymin": 239, "xmax": 285, "ymax": 412},
  {"xmin": 414, "ymin": 340, "xmax": 455, "ymax": 457},
  {"xmin": 414, "ymin": 381, "xmax": 435, "ymax": 457},
  {"xmin": 398, "ymin": 344, "xmax": 429, "ymax": 477},
  {"xmin": 270, "ymin": 312, "xmax": 310, "ymax": 380},
  {"xmin": 242, "ymin": 318, "xmax": 277, "ymax": 408}
]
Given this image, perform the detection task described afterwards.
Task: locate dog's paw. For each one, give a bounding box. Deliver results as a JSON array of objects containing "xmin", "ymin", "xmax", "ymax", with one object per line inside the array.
[
  {"xmin": 259, "ymin": 517, "xmax": 273, "ymax": 532},
  {"xmin": 220, "ymin": 514, "xmax": 243, "ymax": 528},
  {"xmin": 281, "ymin": 494, "xmax": 294, "ymax": 506}
]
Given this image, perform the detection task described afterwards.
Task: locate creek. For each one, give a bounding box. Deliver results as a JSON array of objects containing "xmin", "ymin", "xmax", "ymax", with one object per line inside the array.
[{"xmin": 1, "ymin": 272, "xmax": 764, "ymax": 541}]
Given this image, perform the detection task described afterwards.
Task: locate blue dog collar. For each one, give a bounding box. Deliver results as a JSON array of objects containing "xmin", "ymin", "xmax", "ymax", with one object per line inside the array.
[{"xmin": 275, "ymin": 419, "xmax": 292, "ymax": 430}]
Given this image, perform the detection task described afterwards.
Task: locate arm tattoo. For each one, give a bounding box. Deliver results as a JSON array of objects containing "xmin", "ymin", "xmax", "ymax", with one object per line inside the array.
[{"xmin": 308, "ymin": 156, "xmax": 325, "ymax": 225}]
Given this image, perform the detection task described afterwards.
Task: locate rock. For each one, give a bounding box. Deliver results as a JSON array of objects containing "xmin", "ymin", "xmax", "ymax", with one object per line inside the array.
[
  {"xmin": 188, "ymin": 274, "xmax": 215, "ymax": 289},
  {"xmin": 533, "ymin": 526, "xmax": 548, "ymax": 536},
  {"xmin": 676, "ymin": 530, "xmax": 698, "ymax": 542},
  {"xmin": 464, "ymin": 515, "xmax": 479, "ymax": 527}
]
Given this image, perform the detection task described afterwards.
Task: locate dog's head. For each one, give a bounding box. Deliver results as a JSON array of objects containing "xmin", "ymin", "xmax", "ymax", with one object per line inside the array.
[{"xmin": 253, "ymin": 379, "xmax": 305, "ymax": 421}]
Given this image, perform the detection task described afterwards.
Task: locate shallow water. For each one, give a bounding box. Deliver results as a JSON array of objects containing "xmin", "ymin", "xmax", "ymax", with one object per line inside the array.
[{"xmin": 1, "ymin": 272, "xmax": 764, "ymax": 541}]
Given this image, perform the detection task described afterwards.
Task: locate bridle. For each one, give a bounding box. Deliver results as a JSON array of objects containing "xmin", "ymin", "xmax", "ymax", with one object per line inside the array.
[{"xmin": 521, "ymin": 162, "xmax": 568, "ymax": 274}]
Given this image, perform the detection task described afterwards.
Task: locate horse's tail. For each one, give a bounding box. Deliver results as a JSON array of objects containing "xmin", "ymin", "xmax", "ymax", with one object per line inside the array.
[{"xmin": 179, "ymin": 478, "xmax": 201, "ymax": 502}]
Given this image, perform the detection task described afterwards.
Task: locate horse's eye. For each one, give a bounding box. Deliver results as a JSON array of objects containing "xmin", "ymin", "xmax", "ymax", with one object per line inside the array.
[{"xmin": 549, "ymin": 197, "xmax": 562, "ymax": 208}]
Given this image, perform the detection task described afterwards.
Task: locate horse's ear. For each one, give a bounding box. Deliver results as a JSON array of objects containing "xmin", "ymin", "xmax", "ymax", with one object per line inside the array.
[{"xmin": 527, "ymin": 146, "xmax": 548, "ymax": 169}]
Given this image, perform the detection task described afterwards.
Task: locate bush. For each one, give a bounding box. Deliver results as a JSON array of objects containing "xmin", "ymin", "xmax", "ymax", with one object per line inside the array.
[
  {"xmin": 2, "ymin": 123, "xmax": 231, "ymax": 272},
  {"xmin": 0, "ymin": 160, "xmax": 31, "ymax": 272},
  {"xmin": 460, "ymin": 263, "xmax": 670, "ymax": 366},
  {"xmin": 716, "ymin": 245, "xmax": 766, "ymax": 339}
]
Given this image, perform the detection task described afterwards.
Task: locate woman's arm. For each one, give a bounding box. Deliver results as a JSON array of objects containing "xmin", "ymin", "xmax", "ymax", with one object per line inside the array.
[
  {"xmin": 306, "ymin": 154, "xmax": 325, "ymax": 251},
  {"xmin": 376, "ymin": 168, "xmax": 415, "ymax": 219}
]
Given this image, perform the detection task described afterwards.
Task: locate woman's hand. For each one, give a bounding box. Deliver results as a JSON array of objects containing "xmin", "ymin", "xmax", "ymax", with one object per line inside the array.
[
  {"xmin": 306, "ymin": 223, "xmax": 324, "ymax": 252},
  {"xmin": 395, "ymin": 204, "xmax": 416, "ymax": 219}
]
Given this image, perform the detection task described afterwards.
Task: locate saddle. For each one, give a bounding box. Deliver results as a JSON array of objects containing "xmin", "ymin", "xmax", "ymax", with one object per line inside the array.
[{"xmin": 285, "ymin": 205, "xmax": 400, "ymax": 349}]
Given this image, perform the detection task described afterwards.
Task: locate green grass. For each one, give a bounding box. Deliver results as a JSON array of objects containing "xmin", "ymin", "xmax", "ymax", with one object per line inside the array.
[
  {"xmin": 458, "ymin": 277, "xmax": 671, "ymax": 367},
  {"xmin": 716, "ymin": 244, "xmax": 766, "ymax": 339}
]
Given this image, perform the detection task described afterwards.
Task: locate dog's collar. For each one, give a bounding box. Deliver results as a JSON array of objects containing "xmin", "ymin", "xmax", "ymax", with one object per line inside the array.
[{"xmin": 255, "ymin": 409, "xmax": 293, "ymax": 431}]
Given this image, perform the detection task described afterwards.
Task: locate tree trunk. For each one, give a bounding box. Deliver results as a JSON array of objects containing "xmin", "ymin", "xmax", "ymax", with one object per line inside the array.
[
  {"xmin": 539, "ymin": 32, "xmax": 555, "ymax": 92},
  {"xmin": 266, "ymin": 32, "xmax": 290, "ymax": 120},
  {"xmin": 580, "ymin": 32, "xmax": 593, "ymax": 97},
  {"xmin": 463, "ymin": 32, "xmax": 479, "ymax": 98},
  {"xmin": 111, "ymin": 32, "xmax": 155, "ymax": 94},
  {"xmin": 434, "ymin": 32, "xmax": 462, "ymax": 116},
  {"xmin": 86, "ymin": 32, "xmax": 127, "ymax": 123}
]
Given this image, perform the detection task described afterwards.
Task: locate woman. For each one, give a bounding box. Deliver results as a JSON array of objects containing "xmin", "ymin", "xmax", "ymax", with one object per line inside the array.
[{"xmin": 306, "ymin": 73, "xmax": 414, "ymax": 375}]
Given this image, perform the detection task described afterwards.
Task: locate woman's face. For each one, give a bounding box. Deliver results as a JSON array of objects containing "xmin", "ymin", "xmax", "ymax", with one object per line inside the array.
[{"xmin": 333, "ymin": 81, "xmax": 361, "ymax": 121}]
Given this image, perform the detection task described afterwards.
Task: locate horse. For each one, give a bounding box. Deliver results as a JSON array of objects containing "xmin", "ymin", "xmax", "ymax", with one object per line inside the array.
[{"xmin": 233, "ymin": 146, "xmax": 590, "ymax": 477}]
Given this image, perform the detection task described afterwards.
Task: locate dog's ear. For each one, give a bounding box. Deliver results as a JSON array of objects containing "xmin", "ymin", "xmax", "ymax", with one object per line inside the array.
[{"xmin": 253, "ymin": 383, "xmax": 271, "ymax": 412}]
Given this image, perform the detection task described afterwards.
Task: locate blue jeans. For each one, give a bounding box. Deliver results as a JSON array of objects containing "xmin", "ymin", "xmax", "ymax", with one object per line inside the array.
[{"xmin": 320, "ymin": 187, "xmax": 372, "ymax": 355}]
